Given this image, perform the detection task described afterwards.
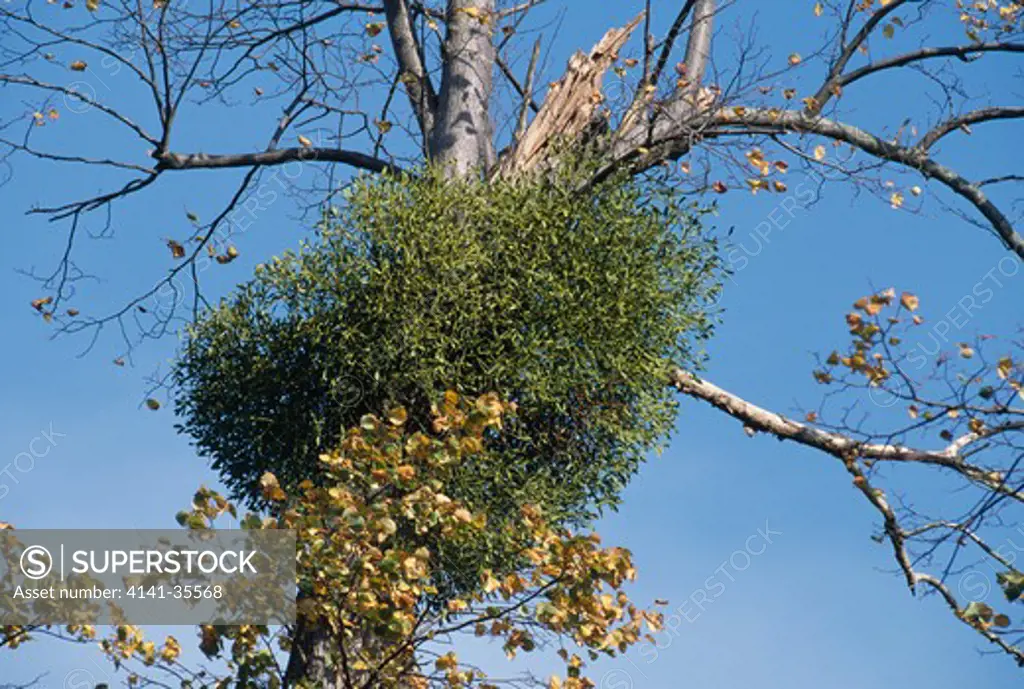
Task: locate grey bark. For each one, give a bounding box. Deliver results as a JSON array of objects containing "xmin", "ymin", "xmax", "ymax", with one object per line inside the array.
[{"xmin": 429, "ymin": 0, "xmax": 498, "ymax": 174}]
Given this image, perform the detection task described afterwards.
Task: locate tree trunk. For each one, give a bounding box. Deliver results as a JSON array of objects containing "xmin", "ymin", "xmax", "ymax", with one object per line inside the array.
[{"xmin": 429, "ymin": 0, "xmax": 497, "ymax": 174}]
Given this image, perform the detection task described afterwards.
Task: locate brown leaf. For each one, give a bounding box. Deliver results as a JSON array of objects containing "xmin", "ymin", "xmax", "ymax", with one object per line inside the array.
[
  {"xmin": 167, "ymin": 239, "xmax": 186, "ymax": 259},
  {"xmin": 31, "ymin": 296, "xmax": 53, "ymax": 312},
  {"xmin": 900, "ymin": 292, "xmax": 919, "ymax": 311}
]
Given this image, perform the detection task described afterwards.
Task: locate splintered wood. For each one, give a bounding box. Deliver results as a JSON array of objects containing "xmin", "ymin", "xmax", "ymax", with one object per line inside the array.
[{"xmin": 498, "ymin": 13, "xmax": 643, "ymax": 177}]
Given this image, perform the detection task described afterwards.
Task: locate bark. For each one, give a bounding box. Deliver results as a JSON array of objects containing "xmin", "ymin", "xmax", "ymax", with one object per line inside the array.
[{"xmin": 429, "ymin": 0, "xmax": 498, "ymax": 175}]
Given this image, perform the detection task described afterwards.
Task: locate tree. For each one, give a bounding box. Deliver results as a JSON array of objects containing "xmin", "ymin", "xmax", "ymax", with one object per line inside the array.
[{"xmin": 1, "ymin": 0, "xmax": 1022, "ymax": 671}]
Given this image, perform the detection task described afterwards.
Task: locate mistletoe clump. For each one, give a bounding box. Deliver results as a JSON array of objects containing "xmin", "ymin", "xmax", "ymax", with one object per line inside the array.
[{"xmin": 175, "ymin": 164, "xmax": 719, "ymax": 590}]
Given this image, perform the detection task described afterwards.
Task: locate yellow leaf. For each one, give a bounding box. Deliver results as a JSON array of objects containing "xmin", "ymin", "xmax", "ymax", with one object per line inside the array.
[
  {"xmin": 297, "ymin": 134, "xmax": 313, "ymax": 147},
  {"xmin": 746, "ymin": 178, "xmax": 768, "ymax": 194},
  {"xmin": 387, "ymin": 406, "xmax": 408, "ymax": 426},
  {"xmin": 86, "ymin": 0, "xmax": 100, "ymax": 11},
  {"xmin": 814, "ymin": 2, "xmax": 823, "ymax": 16},
  {"xmin": 145, "ymin": 398, "xmax": 161, "ymax": 411},
  {"xmin": 70, "ymin": 60, "xmax": 87, "ymax": 71},
  {"xmin": 900, "ymin": 292, "xmax": 919, "ymax": 311},
  {"xmin": 259, "ymin": 472, "xmax": 286, "ymax": 501},
  {"xmin": 890, "ymin": 191, "xmax": 905, "ymax": 209},
  {"xmin": 813, "ymin": 145, "xmax": 826, "ymax": 161}
]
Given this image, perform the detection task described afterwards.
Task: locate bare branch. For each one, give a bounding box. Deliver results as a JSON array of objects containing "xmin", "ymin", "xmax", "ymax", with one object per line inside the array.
[
  {"xmin": 918, "ymin": 106, "xmax": 1024, "ymax": 151},
  {"xmin": 383, "ymin": 0, "xmax": 438, "ymax": 139},
  {"xmin": 514, "ymin": 37, "xmax": 543, "ymax": 144},
  {"xmin": 839, "ymin": 42, "xmax": 1024, "ymax": 90},
  {"xmin": 155, "ymin": 148, "xmax": 401, "ymax": 174}
]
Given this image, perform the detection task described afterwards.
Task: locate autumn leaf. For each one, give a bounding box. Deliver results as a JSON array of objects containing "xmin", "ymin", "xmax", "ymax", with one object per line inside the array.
[
  {"xmin": 365, "ymin": 22, "xmax": 384, "ymax": 37},
  {"xmin": 297, "ymin": 134, "xmax": 313, "ymax": 147},
  {"xmin": 31, "ymin": 296, "xmax": 53, "ymax": 312},
  {"xmin": 788, "ymin": 53, "xmax": 802, "ymax": 66},
  {"xmin": 387, "ymin": 406, "xmax": 408, "ymax": 426},
  {"xmin": 70, "ymin": 60, "xmax": 88, "ymax": 71},
  {"xmin": 814, "ymin": 2, "xmax": 823, "ymax": 16},
  {"xmin": 900, "ymin": 292, "xmax": 919, "ymax": 311},
  {"xmin": 712, "ymin": 181, "xmax": 727, "ymax": 193},
  {"xmin": 216, "ymin": 246, "xmax": 240, "ymax": 264},
  {"xmin": 746, "ymin": 178, "xmax": 768, "ymax": 194},
  {"xmin": 86, "ymin": 0, "xmax": 100, "ymax": 10},
  {"xmin": 813, "ymin": 145, "xmax": 826, "ymax": 161},
  {"xmin": 890, "ymin": 191, "xmax": 905, "ymax": 209},
  {"xmin": 259, "ymin": 472, "xmax": 286, "ymax": 501},
  {"xmin": 145, "ymin": 398, "xmax": 161, "ymax": 411},
  {"xmin": 167, "ymin": 239, "xmax": 186, "ymax": 259}
]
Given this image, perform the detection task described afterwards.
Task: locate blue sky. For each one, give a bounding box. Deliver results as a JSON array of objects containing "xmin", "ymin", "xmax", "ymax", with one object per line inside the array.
[{"xmin": 1, "ymin": 1, "xmax": 1021, "ymax": 687}]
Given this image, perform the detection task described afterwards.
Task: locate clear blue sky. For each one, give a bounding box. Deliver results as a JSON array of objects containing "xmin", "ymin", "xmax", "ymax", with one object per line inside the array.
[{"xmin": 1, "ymin": 2, "xmax": 1021, "ymax": 687}]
